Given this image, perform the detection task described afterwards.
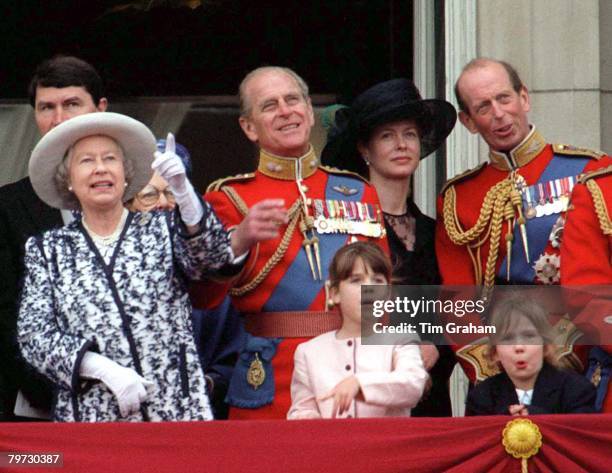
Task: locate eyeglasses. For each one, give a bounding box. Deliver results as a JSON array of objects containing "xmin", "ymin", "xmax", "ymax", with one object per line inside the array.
[{"xmin": 135, "ymin": 185, "xmax": 176, "ymax": 206}]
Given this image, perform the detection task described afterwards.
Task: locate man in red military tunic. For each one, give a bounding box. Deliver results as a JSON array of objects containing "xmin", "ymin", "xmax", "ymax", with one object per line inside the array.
[
  {"xmin": 561, "ymin": 165, "xmax": 612, "ymax": 412},
  {"xmin": 436, "ymin": 58, "xmax": 612, "ymax": 382},
  {"xmin": 197, "ymin": 67, "xmax": 388, "ymax": 419}
]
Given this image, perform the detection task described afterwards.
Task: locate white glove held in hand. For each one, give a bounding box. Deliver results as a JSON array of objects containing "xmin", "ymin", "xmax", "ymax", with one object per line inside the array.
[
  {"xmin": 152, "ymin": 133, "xmax": 203, "ymax": 225},
  {"xmin": 80, "ymin": 352, "xmax": 153, "ymax": 418}
]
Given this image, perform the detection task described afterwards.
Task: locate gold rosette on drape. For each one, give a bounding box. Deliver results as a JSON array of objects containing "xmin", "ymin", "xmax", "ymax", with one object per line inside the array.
[{"xmin": 502, "ymin": 418, "xmax": 542, "ymax": 473}]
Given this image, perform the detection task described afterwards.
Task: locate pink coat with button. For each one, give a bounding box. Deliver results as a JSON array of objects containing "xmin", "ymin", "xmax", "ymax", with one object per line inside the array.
[{"xmin": 287, "ymin": 331, "xmax": 427, "ymax": 419}]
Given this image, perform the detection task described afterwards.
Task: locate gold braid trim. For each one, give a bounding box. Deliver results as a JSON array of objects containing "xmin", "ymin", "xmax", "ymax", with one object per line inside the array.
[
  {"xmin": 443, "ymin": 180, "xmax": 504, "ymax": 245},
  {"xmin": 229, "ymin": 200, "xmax": 303, "ymax": 297},
  {"xmin": 483, "ymin": 185, "xmax": 510, "ymax": 288},
  {"xmin": 443, "ymin": 178, "xmax": 515, "ymax": 287},
  {"xmin": 206, "ymin": 173, "xmax": 255, "ymax": 193},
  {"xmin": 577, "ymin": 164, "xmax": 612, "ymax": 184},
  {"xmin": 319, "ymin": 165, "xmax": 369, "ymax": 183},
  {"xmin": 222, "ymin": 186, "xmax": 250, "ymax": 217},
  {"xmin": 440, "ymin": 163, "xmax": 487, "ymax": 194},
  {"xmin": 586, "ymin": 180, "xmax": 612, "ymax": 235}
]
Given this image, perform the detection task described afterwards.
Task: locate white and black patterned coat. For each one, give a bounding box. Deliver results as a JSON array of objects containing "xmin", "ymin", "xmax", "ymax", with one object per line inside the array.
[{"xmin": 18, "ymin": 206, "xmax": 233, "ymax": 422}]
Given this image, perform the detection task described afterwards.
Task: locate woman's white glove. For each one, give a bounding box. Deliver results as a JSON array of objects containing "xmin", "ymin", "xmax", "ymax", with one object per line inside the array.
[
  {"xmin": 80, "ymin": 352, "xmax": 153, "ymax": 417},
  {"xmin": 152, "ymin": 133, "xmax": 203, "ymax": 225}
]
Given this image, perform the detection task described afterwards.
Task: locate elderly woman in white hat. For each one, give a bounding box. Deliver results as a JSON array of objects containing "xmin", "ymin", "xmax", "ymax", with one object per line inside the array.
[{"xmin": 18, "ymin": 112, "xmax": 286, "ymax": 422}]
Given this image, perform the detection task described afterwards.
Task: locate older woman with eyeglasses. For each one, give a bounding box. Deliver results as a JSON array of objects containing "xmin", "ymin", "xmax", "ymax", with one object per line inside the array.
[
  {"xmin": 127, "ymin": 139, "xmax": 191, "ymax": 212},
  {"xmin": 133, "ymin": 177, "xmax": 176, "ymax": 210},
  {"xmin": 18, "ymin": 112, "xmax": 286, "ymax": 422}
]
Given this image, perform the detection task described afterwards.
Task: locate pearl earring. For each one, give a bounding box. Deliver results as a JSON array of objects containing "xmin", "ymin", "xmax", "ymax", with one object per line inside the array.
[
  {"xmin": 68, "ymin": 185, "xmax": 73, "ymax": 192},
  {"xmin": 124, "ymin": 182, "xmax": 128, "ymax": 187},
  {"xmin": 363, "ymin": 156, "xmax": 370, "ymax": 166}
]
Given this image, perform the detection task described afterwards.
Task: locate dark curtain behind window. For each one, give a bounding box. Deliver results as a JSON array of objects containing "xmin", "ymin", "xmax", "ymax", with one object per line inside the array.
[{"xmin": 1, "ymin": 0, "xmax": 413, "ymax": 190}]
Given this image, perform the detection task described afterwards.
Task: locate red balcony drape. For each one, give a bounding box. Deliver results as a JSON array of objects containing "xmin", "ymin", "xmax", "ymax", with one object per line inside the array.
[{"xmin": 1, "ymin": 414, "xmax": 610, "ymax": 472}]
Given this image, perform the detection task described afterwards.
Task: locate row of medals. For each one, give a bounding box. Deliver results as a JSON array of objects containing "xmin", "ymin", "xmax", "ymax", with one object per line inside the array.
[
  {"xmin": 517, "ymin": 174, "xmax": 576, "ymax": 219},
  {"xmin": 308, "ymin": 198, "xmax": 384, "ymax": 238}
]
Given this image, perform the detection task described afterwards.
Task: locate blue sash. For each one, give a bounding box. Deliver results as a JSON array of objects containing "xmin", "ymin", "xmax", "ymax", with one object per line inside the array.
[
  {"xmin": 499, "ymin": 155, "xmax": 590, "ymax": 282},
  {"xmin": 263, "ymin": 174, "xmax": 365, "ymax": 311}
]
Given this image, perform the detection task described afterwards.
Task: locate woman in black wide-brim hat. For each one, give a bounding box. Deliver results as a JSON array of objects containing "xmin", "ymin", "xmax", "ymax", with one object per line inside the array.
[{"xmin": 321, "ymin": 78, "xmax": 457, "ymax": 417}]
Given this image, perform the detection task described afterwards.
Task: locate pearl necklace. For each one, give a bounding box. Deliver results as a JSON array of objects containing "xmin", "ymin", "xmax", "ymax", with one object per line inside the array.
[{"xmin": 82, "ymin": 208, "xmax": 128, "ymax": 247}]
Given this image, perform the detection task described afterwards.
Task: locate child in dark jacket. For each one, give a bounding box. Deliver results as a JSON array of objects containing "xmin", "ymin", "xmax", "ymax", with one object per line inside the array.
[{"xmin": 466, "ymin": 296, "xmax": 596, "ymax": 416}]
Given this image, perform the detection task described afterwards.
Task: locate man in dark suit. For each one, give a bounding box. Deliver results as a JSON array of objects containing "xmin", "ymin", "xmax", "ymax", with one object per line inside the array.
[{"xmin": 0, "ymin": 56, "xmax": 107, "ymax": 420}]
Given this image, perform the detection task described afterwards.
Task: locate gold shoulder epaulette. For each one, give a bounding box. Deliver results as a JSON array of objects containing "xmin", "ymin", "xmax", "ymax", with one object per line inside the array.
[
  {"xmin": 206, "ymin": 172, "xmax": 255, "ymax": 193},
  {"xmin": 553, "ymin": 144, "xmax": 605, "ymax": 160},
  {"xmin": 440, "ymin": 163, "xmax": 487, "ymax": 194},
  {"xmin": 577, "ymin": 165, "xmax": 612, "ymax": 184},
  {"xmin": 319, "ymin": 165, "xmax": 369, "ymax": 183}
]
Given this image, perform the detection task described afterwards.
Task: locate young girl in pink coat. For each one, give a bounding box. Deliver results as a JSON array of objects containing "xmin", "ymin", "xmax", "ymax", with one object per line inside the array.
[{"xmin": 287, "ymin": 242, "xmax": 427, "ymax": 419}]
